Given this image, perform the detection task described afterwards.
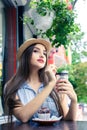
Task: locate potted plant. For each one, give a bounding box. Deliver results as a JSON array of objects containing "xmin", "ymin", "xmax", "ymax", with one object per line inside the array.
[{"xmin": 25, "ymin": 0, "xmax": 83, "ymax": 48}]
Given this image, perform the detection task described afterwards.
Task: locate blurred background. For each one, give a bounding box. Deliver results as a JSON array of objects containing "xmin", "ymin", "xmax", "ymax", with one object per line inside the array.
[{"xmin": 0, "ymin": 0, "xmax": 87, "ymax": 120}]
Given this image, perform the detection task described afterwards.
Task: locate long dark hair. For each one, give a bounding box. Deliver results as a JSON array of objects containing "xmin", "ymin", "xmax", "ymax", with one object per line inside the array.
[{"xmin": 4, "ymin": 43, "xmax": 63, "ymax": 120}]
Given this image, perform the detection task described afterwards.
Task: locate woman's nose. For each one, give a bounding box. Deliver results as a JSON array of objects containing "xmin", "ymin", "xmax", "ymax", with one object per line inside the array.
[{"xmin": 39, "ymin": 52, "xmax": 44, "ymax": 58}]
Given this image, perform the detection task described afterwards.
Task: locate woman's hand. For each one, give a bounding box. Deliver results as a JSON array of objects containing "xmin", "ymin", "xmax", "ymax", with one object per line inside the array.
[
  {"xmin": 55, "ymin": 78, "xmax": 77, "ymax": 103},
  {"xmin": 45, "ymin": 64, "xmax": 57, "ymax": 83},
  {"xmin": 55, "ymin": 78, "xmax": 78, "ymax": 121}
]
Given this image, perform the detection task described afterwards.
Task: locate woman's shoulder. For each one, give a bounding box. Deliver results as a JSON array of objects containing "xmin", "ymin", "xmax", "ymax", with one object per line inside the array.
[{"xmin": 18, "ymin": 81, "xmax": 29, "ymax": 90}]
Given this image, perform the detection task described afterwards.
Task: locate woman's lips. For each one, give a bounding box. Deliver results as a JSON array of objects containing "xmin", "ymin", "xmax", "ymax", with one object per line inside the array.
[{"xmin": 37, "ymin": 59, "xmax": 44, "ymax": 63}]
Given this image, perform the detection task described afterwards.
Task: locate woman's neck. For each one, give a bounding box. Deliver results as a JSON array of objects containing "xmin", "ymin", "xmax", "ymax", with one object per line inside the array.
[
  {"xmin": 27, "ymin": 70, "xmax": 42, "ymax": 92},
  {"xmin": 28, "ymin": 70, "xmax": 40, "ymax": 82}
]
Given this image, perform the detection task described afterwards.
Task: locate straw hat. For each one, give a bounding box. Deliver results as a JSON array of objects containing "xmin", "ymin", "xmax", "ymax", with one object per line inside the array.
[{"xmin": 17, "ymin": 38, "xmax": 51, "ymax": 60}]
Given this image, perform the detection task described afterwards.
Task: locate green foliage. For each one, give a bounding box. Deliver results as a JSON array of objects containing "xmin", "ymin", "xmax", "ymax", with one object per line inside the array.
[
  {"xmin": 72, "ymin": 50, "xmax": 81, "ymax": 64},
  {"xmin": 82, "ymin": 51, "xmax": 87, "ymax": 57},
  {"xmin": 28, "ymin": 0, "xmax": 83, "ymax": 48},
  {"xmin": 73, "ymin": 62, "xmax": 87, "ymax": 103},
  {"xmin": 57, "ymin": 65, "xmax": 69, "ymax": 73}
]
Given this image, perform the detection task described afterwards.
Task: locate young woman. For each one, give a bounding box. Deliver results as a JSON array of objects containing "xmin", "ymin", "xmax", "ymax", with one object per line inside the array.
[{"xmin": 4, "ymin": 38, "xmax": 77, "ymax": 123}]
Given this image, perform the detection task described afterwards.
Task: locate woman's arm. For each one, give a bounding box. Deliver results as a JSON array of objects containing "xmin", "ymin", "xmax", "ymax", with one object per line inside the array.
[
  {"xmin": 13, "ymin": 81, "xmax": 55, "ymax": 122},
  {"xmin": 13, "ymin": 66, "xmax": 57, "ymax": 123}
]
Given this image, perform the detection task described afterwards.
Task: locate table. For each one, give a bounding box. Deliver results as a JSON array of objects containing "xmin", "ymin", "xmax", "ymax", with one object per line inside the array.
[{"xmin": 0, "ymin": 121, "xmax": 87, "ymax": 130}]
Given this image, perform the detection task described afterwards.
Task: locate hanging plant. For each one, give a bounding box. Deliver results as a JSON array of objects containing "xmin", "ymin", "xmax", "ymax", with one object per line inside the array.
[{"xmin": 26, "ymin": 0, "xmax": 83, "ymax": 48}]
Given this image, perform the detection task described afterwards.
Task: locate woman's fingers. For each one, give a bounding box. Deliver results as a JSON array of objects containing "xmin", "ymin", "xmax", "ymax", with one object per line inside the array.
[
  {"xmin": 45, "ymin": 65, "xmax": 57, "ymax": 82},
  {"xmin": 55, "ymin": 79, "xmax": 77, "ymax": 102}
]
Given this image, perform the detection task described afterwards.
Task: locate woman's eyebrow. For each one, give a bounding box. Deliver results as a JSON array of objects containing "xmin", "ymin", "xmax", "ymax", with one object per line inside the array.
[{"xmin": 34, "ymin": 47, "xmax": 47, "ymax": 52}]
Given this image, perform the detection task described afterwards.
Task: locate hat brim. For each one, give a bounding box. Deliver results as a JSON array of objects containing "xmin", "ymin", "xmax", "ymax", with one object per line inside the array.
[{"xmin": 17, "ymin": 38, "xmax": 51, "ymax": 60}]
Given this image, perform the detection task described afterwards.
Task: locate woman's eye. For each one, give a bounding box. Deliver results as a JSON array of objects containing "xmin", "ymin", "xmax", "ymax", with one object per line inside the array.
[
  {"xmin": 33, "ymin": 49, "xmax": 47, "ymax": 56},
  {"xmin": 33, "ymin": 50, "xmax": 38, "ymax": 53}
]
